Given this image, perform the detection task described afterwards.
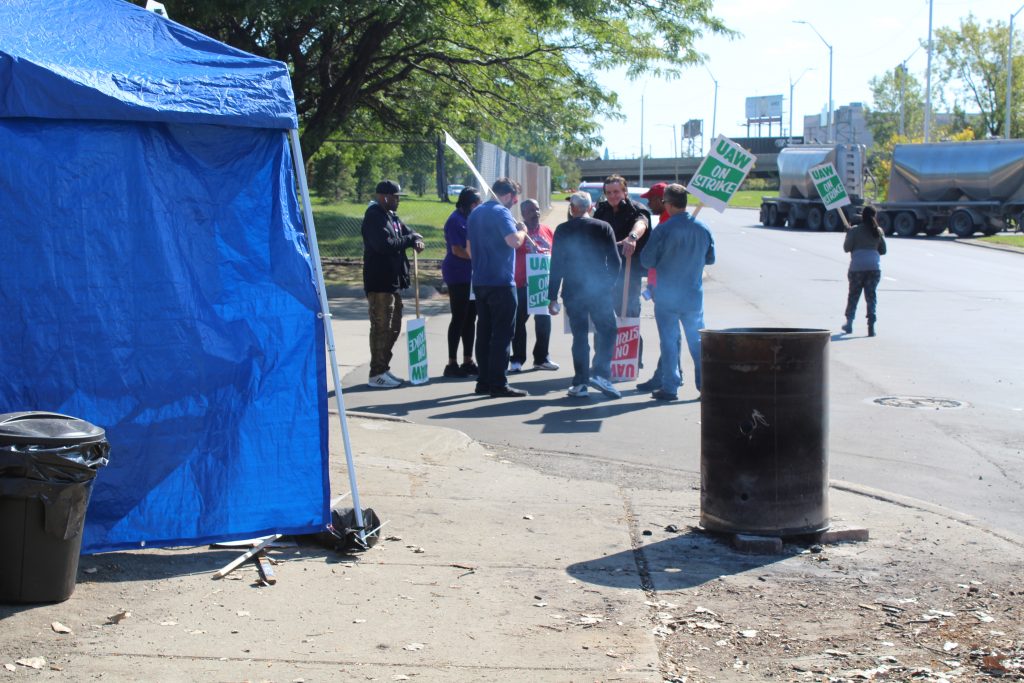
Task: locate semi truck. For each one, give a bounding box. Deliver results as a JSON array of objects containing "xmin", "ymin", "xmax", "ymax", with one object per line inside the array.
[{"xmin": 760, "ymin": 139, "xmax": 1024, "ymax": 237}]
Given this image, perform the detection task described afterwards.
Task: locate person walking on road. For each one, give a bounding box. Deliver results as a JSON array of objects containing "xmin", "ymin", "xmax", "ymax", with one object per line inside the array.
[
  {"xmin": 640, "ymin": 184, "xmax": 715, "ymax": 401},
  {"xmin": 361, "ymin": 179, "xmax": 424, "ymax": 389},
  {"xmin": 467, "ymin": 177, "xmax": 529, "ymax": 398},
  {"xmin": 510, "ymin": 198, "xmax": 558, "ymax": 373},
  {"xmin": 442, "ymin": 187, "xmax": 482, "ymax": 378},
  {"xmin": 547, "ymin": 192, "xmax": 622, "ymax": 399},
  {"xmin": 841, "ymin": 205, "xmax": 887, "ymax": 337}
]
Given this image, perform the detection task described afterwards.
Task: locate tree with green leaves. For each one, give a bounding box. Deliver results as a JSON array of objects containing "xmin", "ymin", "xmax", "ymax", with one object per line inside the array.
[
  {"xmin": 144, "ymin": 0, "xmax": 733, "ymax": 162},
  {"xmin": 867, "ymin": 65, "xmax": 926, "ymax": 143},
  {"xmin": 932, "ymin": 13, "xmax": 1024, "ymax": 138}
]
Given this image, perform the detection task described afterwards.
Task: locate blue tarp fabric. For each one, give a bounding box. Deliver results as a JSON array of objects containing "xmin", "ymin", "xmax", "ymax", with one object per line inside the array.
[{"xmin": 0, "ymin": 0, "xmax": 329, "ymax": 553}]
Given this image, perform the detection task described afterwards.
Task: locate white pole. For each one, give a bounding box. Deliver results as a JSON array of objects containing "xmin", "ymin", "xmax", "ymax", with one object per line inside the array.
[
  {"xmin": 287, "ymin": 129, "xmax": 367, "ymax": 540},
  {"xmin": 924, "ymin": 0, "xmax": 934, "ymax": 142},
  {"xmin": 639, "ymin": 94, "xmax": 645, "ymax": 186},
  {"xmin": 707, "ymin": 67, "xmax": 719, "ymax": 144}
]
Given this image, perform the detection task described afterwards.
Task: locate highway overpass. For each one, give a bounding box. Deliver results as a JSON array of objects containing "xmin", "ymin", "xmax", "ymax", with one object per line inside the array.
[{"xmin": 577, "ymin": 154, "xmax": 779, "ymax": 185}]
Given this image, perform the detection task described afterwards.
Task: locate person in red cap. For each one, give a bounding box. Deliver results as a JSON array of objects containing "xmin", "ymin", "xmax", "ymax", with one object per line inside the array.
[{"xmin": 636, "ymin": 182, "xmax": 678, "ymax": 393}]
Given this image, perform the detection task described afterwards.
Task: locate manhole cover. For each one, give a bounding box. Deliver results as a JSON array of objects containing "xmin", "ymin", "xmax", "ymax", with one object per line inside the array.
[{"xmin": 872, "ymin": 396, "xmax": 965, "ymax": 410}]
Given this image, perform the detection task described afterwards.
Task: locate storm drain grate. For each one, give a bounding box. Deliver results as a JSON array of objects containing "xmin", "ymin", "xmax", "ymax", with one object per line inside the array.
[{"xmin": 872, "ymin": 396, "xmax": 965, "ymax": 410}]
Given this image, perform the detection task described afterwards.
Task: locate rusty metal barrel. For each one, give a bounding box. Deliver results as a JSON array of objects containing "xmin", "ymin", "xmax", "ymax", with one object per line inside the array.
[{"xmin": 699, "ymin": 328, "xmax": 830, "ymax": 536}]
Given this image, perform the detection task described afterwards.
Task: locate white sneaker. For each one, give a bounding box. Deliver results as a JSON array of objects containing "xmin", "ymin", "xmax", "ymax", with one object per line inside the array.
[
  {"xmin": 367, "ymin": 373, "xmax": 401, "ymax": 389},
  {"xmin": 589, "ymin": 375, "xmax": 621, "ymax": 398},
  {"xmin": 384, "ymin": 370, "xmax": 406, "ymax": 384},
  {"xmin": 567, "ymin": 384, "xmax": 588, "ymax": 397},
  {"xmin": 533, "ymin": 359, "xmax": 560, "ymax": 371},
  {"xmin": 508, "ymin": 361, "xmax": 523, "ymax": 373}
]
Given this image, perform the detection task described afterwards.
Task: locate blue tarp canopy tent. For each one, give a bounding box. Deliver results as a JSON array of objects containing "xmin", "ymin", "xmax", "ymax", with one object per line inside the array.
[{"xmin": 0, "ymin": 0, "xmax": 331, "ymax": 553}]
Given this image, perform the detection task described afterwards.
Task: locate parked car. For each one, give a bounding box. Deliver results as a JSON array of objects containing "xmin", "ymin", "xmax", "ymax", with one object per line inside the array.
[{"xmin": 447, "ymin": 183, "xmax": 465, "ymax": 196}]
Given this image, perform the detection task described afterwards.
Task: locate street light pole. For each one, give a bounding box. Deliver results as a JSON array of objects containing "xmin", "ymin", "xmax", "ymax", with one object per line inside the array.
[
  {"xmin": 924, "ymin": 0, "xmax": 934, "ymax": 142},
  {"xmin": 789, "ymin": 68, "xmax": 813, "ymax": 145},
  {"xmin": 897, "ymin": 45, "xmax": 921, "ymax": 138},
  {"xmin": 794, "ymin": 21, "xmax": 833, "ymax": 143},
  {"xmin": 706, "ymin": 66, "xmax": 718, "ymax": 149},
  {"xmin": 639, "ymin": 94, "xmax": 645, "ymax": 186},
  {"xmin": 1006, "ymin": 4, "xmax": 1024, "ymax": 139}
]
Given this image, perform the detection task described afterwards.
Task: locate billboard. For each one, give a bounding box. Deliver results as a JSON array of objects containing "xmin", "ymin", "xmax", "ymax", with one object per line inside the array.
[{"xmin": 745, "ymin": 95, "xmax": 784, "ymax": 119}]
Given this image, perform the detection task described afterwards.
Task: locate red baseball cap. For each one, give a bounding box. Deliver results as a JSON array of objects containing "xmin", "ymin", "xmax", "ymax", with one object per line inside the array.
[{"xmin": 641, "ymin": 182, "xmax": 667, "ymax": 199}]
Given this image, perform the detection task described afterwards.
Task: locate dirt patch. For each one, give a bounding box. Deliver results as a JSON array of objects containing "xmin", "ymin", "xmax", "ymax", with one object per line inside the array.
[{"xmin": 654, "ymin": 530, "xmax": 1024, "ymax": 682}]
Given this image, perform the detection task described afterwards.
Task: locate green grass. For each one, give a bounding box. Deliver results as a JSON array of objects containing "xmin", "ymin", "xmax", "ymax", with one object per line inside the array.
[
  {"xmin": 722, "ymin": 190, "xmax": 767, "ymax": 209},
  {"xmin": 311, "ymin": 195, "xmax": 455, "ymax": 259},
  {"xmin": 981, "ymin": 234, "xmax": 1024, "ymax": 248}
]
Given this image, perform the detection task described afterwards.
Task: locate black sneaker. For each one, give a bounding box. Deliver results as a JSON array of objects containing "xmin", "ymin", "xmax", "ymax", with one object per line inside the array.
[
  {"xmin": 636, "ymin": 377, "xmax": 659, "ymax": 392},
  {"xmin": 474, "ymin": 383, "xmax": 491, "ymax": 395},
  {"xmin": 490, "ymin": 385, "xmax": 527, "ymax": 398},
  {"xmin": 651, "ymin": 389, "xmax": 678, "ymax": 401},
  {"xmin": 444, "ymin": 362, "xmax": 468, "ymax": 378},
  {"xmin": 460, "ymin": 360, "xmax": 479, "ymax": 375}
]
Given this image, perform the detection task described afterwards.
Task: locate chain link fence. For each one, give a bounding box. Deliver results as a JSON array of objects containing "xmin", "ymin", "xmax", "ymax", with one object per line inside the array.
[{"xmin": 307, "ymin": 137, "xmax": 550, "ymax": 260}]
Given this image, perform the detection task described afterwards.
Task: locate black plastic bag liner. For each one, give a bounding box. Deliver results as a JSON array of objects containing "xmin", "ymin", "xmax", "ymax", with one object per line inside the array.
[{"xmin": 0, "ymin": 412, "xmax": 110, "ymax": 540}]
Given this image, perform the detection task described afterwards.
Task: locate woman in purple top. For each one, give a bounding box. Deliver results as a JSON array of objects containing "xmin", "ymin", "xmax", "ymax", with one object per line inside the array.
[{"xmin": 442, "ymin": 187, "xmax": 482, "ymax": 377}]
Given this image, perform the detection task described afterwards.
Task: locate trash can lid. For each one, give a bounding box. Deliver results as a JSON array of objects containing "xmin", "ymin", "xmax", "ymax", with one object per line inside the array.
[{"xmin": 0, "ymin": 412, "xmax": 106, "ymax": 447}]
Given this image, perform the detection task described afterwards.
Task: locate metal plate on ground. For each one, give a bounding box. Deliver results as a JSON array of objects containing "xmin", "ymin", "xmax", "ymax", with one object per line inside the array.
[{"xmin": 871, "ymin": 396, "xmax": 965, "ymax": 410}]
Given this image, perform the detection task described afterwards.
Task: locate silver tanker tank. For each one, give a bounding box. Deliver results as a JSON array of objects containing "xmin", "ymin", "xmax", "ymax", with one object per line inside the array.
[
  {"xmin": 779, "ymin": 144, "xmax": 865, "ymax": 200},
  {"xmin": 889, "ymin": 139, "xmax": 1024, "ymax": 203}
]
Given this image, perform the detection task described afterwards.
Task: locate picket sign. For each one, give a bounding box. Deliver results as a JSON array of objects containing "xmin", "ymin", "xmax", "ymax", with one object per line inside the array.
[
  {"xmin": 809, "ymin": 161, "xmax": 852, "ymax": 228},
  {"xmin": 525, "ymin": 253, "xmax": 550, "ymax": 315},
  {"xmin": 685, "ymin": 135, "xmax": 758, "ymax": 213},
  {"xmin": 611, "ymin": 256, "xmax": 640, "ymax": 383},
  {"xmin": 407, "ymin": 251, "xmax": 428, "ymax": 384}
]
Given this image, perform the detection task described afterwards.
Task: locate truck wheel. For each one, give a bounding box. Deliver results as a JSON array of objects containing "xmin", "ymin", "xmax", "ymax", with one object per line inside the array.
[
  {"xmin": 893, "ymin": 212, "xmax": 918, "ymax": 237},
  {"xmin": 949, "ymin": 210, "xmax": 975, "ymax": 238},
  {"xmin": 877, "ymin": 212, "xmax": 894, "ymax": 236},
  {"xmin": 824, "ymin": 210, "xmax": 842, "ymax": 231},
  {"xmin": 766, "ymin": 204, "xmax": 780, "ymax": 227},
  {"xmin": 807, "ymin": 207, "xmax": 824, "ymax": 231}
]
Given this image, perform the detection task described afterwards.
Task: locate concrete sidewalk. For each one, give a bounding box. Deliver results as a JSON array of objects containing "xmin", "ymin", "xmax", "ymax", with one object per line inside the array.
[{"xmin": 3, "ymin": 294, "xmax": 1023, "ymax": 682}]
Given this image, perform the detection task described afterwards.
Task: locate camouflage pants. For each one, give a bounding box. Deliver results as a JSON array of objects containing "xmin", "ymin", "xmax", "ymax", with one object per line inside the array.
[
  {"xmin": 845, "ymin": 270, "xmax": 880, "ymax": 322},
  {"xmin": 367, "ymin": 292, "xmax": 403, "ymax": 377}
]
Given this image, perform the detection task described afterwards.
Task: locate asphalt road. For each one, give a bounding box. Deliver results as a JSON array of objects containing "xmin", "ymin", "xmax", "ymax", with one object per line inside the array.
[{"xmin": 342, "ymin": 208, "xmax": 1024, "ymax": 536}]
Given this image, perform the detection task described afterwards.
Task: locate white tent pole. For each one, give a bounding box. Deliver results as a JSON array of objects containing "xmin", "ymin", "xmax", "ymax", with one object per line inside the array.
[{"xmin": 287, "ymin": 129, "xmax": 366, "ymax": 539}]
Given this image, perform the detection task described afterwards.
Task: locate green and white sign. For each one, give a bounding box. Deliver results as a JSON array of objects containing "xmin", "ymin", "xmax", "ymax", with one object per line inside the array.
[
  {"xmin": 686, "ymin": 135, "xmax": 758, "ymax": 212},
  {"xmin": 525, "ymin": 253, "xmax": 551, "ymax": 315},
  {"xmin": 809, "ymin": 162, "xmax": 851, "ymax": 211},
  {"xmin": 407, "ymin": 318, "xmax": 428, "ymax": 385}
]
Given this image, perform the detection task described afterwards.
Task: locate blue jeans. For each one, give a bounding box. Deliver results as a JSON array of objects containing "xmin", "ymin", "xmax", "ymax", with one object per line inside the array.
[
  {"xmin": 474, "ymin": 285, "xmax": 517, "ymax": 390},
  {"xmin": 654, "ymin": 304, "xmax": 704, "ymax": 394},
  {"xmin": 566, "ymin": 294, "xmax": 616, "ymax": 386}
]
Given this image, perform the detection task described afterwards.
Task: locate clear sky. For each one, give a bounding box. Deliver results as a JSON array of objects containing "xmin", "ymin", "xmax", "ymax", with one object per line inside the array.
[{"xmin": 595, "ymin": 0, "xmax": 1014, "ymax": 159}]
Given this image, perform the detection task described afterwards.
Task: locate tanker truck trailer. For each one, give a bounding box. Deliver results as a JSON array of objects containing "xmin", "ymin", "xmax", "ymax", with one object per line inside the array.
[
  {"xmin": 877, "ymin": 139, "xmax": 1024, "ymax": 237},
  {"xmin": 760, "ymin": 144, "xmax": 866, "ymax": 231}
]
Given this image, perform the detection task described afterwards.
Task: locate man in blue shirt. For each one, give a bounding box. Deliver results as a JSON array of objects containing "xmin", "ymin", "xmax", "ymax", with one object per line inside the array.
[
  {"xmin": 467, "ymin": 177, "xmax": 528, "ymax": 397},
  {"xmin": 640, "ymin": 184, "xmax": 715, "ymax": 400}
]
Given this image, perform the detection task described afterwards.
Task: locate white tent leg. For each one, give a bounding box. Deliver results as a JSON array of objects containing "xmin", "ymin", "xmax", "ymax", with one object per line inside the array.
[{"xmin": 287, "ymin": 129, "xmax": 366, "ymax": 539}]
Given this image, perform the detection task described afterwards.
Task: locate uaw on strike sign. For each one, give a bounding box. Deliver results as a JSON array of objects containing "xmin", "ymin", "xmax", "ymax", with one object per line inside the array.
[
  {"xmin": 686, "ymin": 135, "xmax": 757, "ymax": 212},
  {"xmin": 610, "ymin": 319, "xmax": 640, "ymax": 382}
]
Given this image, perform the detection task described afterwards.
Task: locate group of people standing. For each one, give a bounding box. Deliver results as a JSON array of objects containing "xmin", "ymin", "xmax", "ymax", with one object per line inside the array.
[{"xmin": 360, "ymin": 174, "xmax": 716, "ymax": 401}]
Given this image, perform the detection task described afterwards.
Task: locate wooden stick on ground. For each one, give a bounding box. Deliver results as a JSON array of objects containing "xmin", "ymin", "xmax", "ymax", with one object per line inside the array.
[{"xmin": 213, "ymin": 534, "xmax": 281, "ymax": 579}]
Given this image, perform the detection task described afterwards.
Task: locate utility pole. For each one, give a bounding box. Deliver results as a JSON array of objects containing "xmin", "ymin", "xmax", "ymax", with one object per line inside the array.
[
  {"xmin": 924, "ymin": 0, "xmax": 934, "ymax": 142},
  {"xmin": 1006, "ymin": 5, "xmax": 1024, "ymax": 138}
]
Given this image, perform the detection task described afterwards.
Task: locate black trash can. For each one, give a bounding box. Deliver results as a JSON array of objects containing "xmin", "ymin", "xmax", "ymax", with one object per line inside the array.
[
  {"xmin": 0, "ymin": 412, "xmax": 109, "ymax": 603},
  {"xmin": 700, "ymin": 328, "xmax": 830, "ymax": 536}
]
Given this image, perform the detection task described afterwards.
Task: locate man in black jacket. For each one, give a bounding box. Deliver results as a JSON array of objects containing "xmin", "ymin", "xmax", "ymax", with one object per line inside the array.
[
  {"xmin": 547, "ymin": 191, "xmax": 622, "ymax": 399},
  {"xmin": 361, "ymin": 179, "xmax": 424, "ymax": 388}
]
